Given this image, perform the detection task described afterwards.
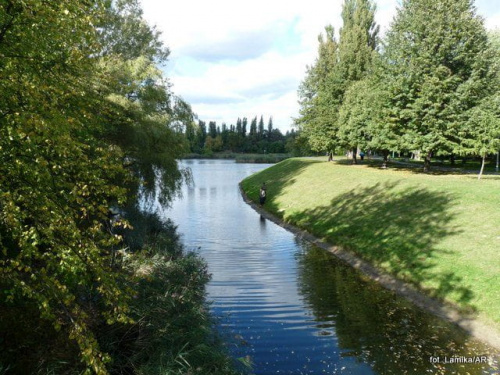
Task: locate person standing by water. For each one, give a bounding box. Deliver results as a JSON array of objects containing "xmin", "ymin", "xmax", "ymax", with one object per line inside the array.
[{"xmin": 259, "ymin": 182, "xmax": 267, "ymax": 205}]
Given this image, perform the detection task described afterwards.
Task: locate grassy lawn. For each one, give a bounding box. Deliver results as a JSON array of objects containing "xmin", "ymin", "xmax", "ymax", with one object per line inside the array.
[{"xmin": 241, "ymin": 157, "xmax": 500, "ymax": 329}]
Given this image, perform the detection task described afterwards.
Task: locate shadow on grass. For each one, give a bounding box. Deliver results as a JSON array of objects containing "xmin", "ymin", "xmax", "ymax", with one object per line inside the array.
[
  {"xmin": 242, "ymin": 158, "xmax": 476, "ymax": 308},
  {"xmin": 286, "ymin": 181, "xmax": 474, "ymax": 309},
  {"xmin": 333, "ymin": 157, "xmax": 500, "ymax": 178},
  {"xmin": 333, "ymin": 158, "xmax": 465, "ymax": 175}
]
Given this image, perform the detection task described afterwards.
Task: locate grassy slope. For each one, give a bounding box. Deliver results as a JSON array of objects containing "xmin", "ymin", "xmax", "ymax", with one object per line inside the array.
[{"xmin": 241, "ymin": 157, "xmax": 500, "ymax": 329}]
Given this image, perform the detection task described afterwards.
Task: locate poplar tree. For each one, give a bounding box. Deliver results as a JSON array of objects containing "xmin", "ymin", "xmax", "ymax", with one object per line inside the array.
[
  {"xmin": 337, "ymin": 0, "xmax": 378, "ymax": 83},
  {"xmin": 197, "ymin": 120, "xmax": 207, "ymax": 152},
  {"xmin": 268, "ymin": 116, "xmax": 274, "ymax": 135},
  {"xmin": 336, "ymin": 0, "xmax": 379, "ymax": 162},
  {"xmin": 208, "ymin": 121, "xmax": 217, "ymax": 138},
  {"xmin": 295, "ymin": 25, "xmax": 340, "ymax": 157},
  {"xmin": 242, "ymin": 117, "xmax": 248, "ymax": 137},
  {"xmin": 258, "ymin": 115, "xmax": 265, "ymax": 139},
  {"xmin": 250, "ymin": 116, "xmax": 258, "ymax": 136},
  {"xmin": 236, "ymin": 118, "xmax": 243, "ymax": 135},
  {"xmin": 297, "ymin": 0, "xmax": 378, "ymax": 160}
]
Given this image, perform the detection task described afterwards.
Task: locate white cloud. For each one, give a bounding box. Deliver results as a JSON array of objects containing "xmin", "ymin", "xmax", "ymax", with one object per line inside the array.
[
  {"xmin": 171, "ymin": 51, "xmax": 311, "ymax": 129},
  {"xmin": 140, "ymin": 0, "xmax": 500, "ymax": 133}
]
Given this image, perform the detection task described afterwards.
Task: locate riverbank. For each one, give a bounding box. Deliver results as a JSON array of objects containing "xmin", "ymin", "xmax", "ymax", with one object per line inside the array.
[{"xmin": 240, "ymin": 157, "xmax": 500, "ymax": 350}]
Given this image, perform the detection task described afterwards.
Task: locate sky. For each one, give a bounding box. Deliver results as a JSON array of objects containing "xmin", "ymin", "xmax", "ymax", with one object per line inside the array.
[{"xmin": 140, "ymin": 0, "xmax": 500, "ymax": 133}]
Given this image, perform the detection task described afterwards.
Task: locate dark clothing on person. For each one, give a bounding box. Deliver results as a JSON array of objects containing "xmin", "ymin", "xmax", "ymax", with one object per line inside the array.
[{"xmin": 259, "ymin": 184, "xmax": 267, "ymax": 205}]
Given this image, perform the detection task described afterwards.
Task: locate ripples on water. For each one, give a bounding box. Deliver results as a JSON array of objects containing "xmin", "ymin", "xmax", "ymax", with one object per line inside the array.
[{"xmin": 164, "ymin": 160, "xmax": 499, "ymax": 375}]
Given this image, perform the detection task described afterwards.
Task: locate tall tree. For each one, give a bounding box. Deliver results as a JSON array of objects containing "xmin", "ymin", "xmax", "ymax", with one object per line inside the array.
[
  {"xmin": 268, "ymin": 116, "xmax": 274, "ymax": 138},
  {"xmin": 242, "ymin": 117, "xmax": 248, "ymax": 137},
  {"xmin": 383, "ymin": 0, "xmax": 494, "ymax": 171},
  {"xmin": 250, "ymin": 116, "xmax": 258, "ymax": 137},
  {"xmin": 295, "ymin": 25, "xmax": 341, "ymax": 157},
  {"xmin": 0, "ymin": 0, "xmax": 202, "ymax": 372},
  {"xmin": 337, "ymin": 0, "xmax": 378, "ymax": 83},
  {"xmin": 196, "ymin": 120, "xmax": 207, "ymax": 152},
  {"xmin": 185, "ymin": 121, "xmax": 199, "ymax": 152},
  {"xmin": 336, "ymin": 0, "xmax": 379, "ymax": 162},
  {"xmin": 208, "ymin": 121, "xmax": 217, "ymax": 138},
  {"xmin": 236, "ymin": 118, "xmax": 243, "ymax": 135},
  {"xmin": 0, "ymin": 1, "xmax": 133, "ymax": 372},
  {"xmin": 258, "ymin": 115, "xmax": 265, "ymax": 139}
]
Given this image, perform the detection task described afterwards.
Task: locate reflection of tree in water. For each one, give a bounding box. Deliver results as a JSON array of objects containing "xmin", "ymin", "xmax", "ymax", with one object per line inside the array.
[{"xmin": 296, "ymin": 245, "xmax": 499, "ymax": 375}]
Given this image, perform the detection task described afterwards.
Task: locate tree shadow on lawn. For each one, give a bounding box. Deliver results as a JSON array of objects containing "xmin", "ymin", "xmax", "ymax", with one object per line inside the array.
[
  {"xmin": 333, "ymin": 158, "xmax": 467, "ymax": 175},
  {"xmin": 333, "ymin": 158, "xmax": 500, "ymax": 178},
  {"xmin": 286, "ymin": 181, "xmax": 475, "ymax": 311}
]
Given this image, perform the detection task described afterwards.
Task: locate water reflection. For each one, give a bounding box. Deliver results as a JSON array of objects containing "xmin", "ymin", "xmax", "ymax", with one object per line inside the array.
[
  {"xmin": 259, "ymin": 215, "xmax": 267, "ymax": 234},
  {"xmin": 298, "ymin": 245, "xmax": 498, "ymax": 374},
  {"xmin": 210, "ymin": 186, "xmax": 217, "ymax": 198},
  {"xmin": 165, "ymin": 160, "xmax": 499, "ymax": 375}
]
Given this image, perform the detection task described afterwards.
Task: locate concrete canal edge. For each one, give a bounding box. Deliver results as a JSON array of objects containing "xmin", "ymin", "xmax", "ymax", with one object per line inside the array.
[{"xmin": 239, "ymin": 183, "xmax": 500, "ymax": 352}]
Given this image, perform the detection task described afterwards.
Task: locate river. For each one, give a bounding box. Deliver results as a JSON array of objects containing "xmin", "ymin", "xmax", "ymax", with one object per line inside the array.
[{"xmin": 164, "ymin": 159, "xmax": 499, "ymax": 375}]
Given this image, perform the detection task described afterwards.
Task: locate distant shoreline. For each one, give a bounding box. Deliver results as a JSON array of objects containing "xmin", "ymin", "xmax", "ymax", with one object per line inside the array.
[{"xmin": 181, "ymin": 152, "xmax": 291, "ymax": 163}]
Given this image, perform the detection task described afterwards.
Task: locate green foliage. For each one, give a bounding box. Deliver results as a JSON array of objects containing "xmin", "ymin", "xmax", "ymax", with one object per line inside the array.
[
  {"xmin": 98, "ymin": 0, "xmax": 169, "ymax": 62},
  {"xmin": 338, "ymin": 78, "xmax": 373, "ymax": 151},
  {"xmin": 297, "ymin": 0, "xmax": 379, "ymax": 155},
  {"xmin": 298, "ymin": 0, "xmax": 499, "ymax": 173},
  {"xmin": 463, "ymin": 95, "xmax": 500, "ymax": 157},
  {"xmin": 295, "ymin": 25, "xmax": 341, "ymax": 153},
  {"xmin": 338, "ymin": 0, "xmax": 379, "ymax": 83},
  {"xmin": 96, "ymin": 0, "xmax": 190, "ymax": 204},
  {"xmin": 100, "ymin": 209, "xmax": 240, "ymax": 375},
  {"xmin": 382, "ymin": 0, "xmax": 495, "ymax": 170},
  {"xmin": 180, "ymin": 116, "xmax": 295, "ymax": 155},
  {"xmin": 0, "ymin": 0, "xmax": 230, "ymax": 373},
  {"xmin": 0, "ymin": 1, "xmax": 132, "ymax": 372}
]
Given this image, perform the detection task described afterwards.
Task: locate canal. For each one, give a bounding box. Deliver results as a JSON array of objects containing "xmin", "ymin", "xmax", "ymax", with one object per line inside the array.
[{"xmin": 164, "ymin": 159, "xmax": 499, "ymax": 374}]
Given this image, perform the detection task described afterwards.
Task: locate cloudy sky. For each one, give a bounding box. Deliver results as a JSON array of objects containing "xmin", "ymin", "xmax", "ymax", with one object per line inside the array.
[{"xmin": 140, "ymin": 0, "xmax": 500, "ymax": 133}]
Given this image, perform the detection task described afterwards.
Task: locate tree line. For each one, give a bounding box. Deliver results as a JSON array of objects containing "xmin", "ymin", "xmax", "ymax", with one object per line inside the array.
[
  {"xmin": 0, "ymin": 0, "xmax": 236, "ymax": 373},
  {"xmin": 296, "ymin": 0, "xmax": 500, "ymax": 175},
  {"xmin": 181, "ymin": 115, "xmax": 306, "ymax": 155}
]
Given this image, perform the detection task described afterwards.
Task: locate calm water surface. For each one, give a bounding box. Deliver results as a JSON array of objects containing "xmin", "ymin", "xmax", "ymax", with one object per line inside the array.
[{"xmin": 165, "ymin": 159, "xmax": 499, "ymax": 375}]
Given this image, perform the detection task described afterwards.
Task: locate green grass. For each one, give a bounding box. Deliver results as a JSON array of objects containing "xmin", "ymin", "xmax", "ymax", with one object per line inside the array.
[{"xmin": 241, "ymin": 157, "xmax": 500, "ymax": 330}]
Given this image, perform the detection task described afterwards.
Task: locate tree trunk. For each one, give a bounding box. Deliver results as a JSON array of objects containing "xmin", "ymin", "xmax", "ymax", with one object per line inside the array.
[
  {"xmin": 423, "ymin": 151, "xmax": 432, "ymax": 172},
  {"xmin": 450, "ymin": 154, "xmax": 455, "ymax": 166},
  {"xmin": 328, "ymin": 151, "xmax": 333, "ymax": 162},
  {"xmin": 352, "ymin": 147, "xmax": 357, "ymax": 164},
  {"xmin": 478, "ymin": 154, "xmax": 486, "ymax": 180},
  {"xmin": 382, "ymin": 150, "xmax": 389, "ymax": 169}
]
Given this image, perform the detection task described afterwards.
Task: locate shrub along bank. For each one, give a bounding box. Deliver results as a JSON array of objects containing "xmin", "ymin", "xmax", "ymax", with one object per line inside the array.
[
  {"xmin": 241, "ymin": 157, "xmax": 500, "ymax": 331},
  {"xmin": 0, "ymin": 205, "xmax": 242, "ymax": 375}
]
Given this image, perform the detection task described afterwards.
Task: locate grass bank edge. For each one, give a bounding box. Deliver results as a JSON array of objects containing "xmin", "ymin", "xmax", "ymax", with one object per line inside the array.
[{"xmin": 240, "ymin": 157, "xmax": 500, "ymax": 332}]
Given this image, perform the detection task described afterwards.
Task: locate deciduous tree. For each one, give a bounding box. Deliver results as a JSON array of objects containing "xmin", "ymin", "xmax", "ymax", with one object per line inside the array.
[{"xmin": 383, "ymin": 0, "xmax": 493, "ymax": 171}]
